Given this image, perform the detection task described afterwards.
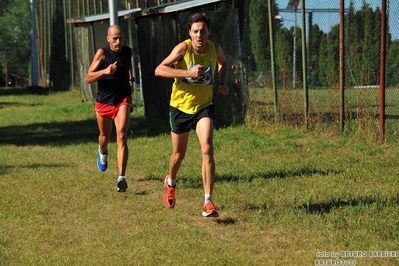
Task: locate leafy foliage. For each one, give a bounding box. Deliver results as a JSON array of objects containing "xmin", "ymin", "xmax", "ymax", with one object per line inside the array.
[
  {"xmin": 386, "ymin": 40, "xmax": 399, "ymax": 86},
  {"xmin": 251, "ymin": 1, "xmax": 397, "ymax": 88},
  {"xmin": 0, "ymin": 0, "xmax": 31, "ymax": 86},
  {"xmin": 308, "ymin": 24, "xmax": 324, "ymax": 86},
  {"xmin": 249, "ymin": 0, "xmax": 279, "ymax": 71},
  {"xmin": 0, "ymin": 1, "xmax": 397, "ymax": 89}
]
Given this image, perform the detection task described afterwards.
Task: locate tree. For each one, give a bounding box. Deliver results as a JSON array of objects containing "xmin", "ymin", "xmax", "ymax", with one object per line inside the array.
[
  {"xmin": 346, "ymin": 1, "xmax": 362, "ymax": 86},
  {"xmin": 386, "ymin": 40, "xmax": 399, "ymax": 86},
  {"xmin": 361, "ymin": 5, "xmax": 380, "ymax": 85},
  {"xmin": 0, "ymin": 0, "xmax": 31, "ymax": 86},
  {"xmin": 249, "ymin": 0, "xmax": 279, "ymax": 72},
  {"xmin": 346, "ymin": 1, "xmax": 382, "ymax": 86},
  {"xmin": 275, "ymin": 27, "xmax": 292, "ymax": 86},
  {"xmin": 317, "ymin": 32, "xmax": 328, "ymax": 87},
  {"xmin": 325, "ymin": 25, "xmax": 340, "ymax": 86},
  {"xmin": 308, "ymin": 24, "xmax": 325, "ymax": 87}
]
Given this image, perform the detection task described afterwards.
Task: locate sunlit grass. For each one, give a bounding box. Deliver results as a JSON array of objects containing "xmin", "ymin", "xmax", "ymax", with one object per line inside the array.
[
  {"xmin": 247, "ymin": 85, "xmax": 399, "ymax": 144},
  {"xmin": 0, "ymin": 87, "xmax": 398, "ymax": 265}
]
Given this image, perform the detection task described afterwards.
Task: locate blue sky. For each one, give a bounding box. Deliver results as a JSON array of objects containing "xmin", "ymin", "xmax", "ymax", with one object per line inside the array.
[{"xmin": 275, "ymin": 0, "xmax": 399, "ymax": 40}]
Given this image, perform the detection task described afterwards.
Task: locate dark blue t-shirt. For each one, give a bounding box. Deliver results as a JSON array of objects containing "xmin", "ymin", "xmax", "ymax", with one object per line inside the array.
[{"xmin": 96, "ymin": 45, "xmax": 132, "ymax": 105}]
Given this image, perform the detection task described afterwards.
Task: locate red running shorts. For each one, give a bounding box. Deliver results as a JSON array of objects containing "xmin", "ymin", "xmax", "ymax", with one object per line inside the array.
[{"xmin": 95, "ymin": 96, "xmax": 133, "ymax": 119}]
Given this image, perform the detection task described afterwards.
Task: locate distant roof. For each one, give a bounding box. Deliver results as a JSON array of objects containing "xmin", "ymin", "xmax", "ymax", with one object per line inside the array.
[
  {"xmin": 137, "ymin": 0, "xmax": 225, "ymax": 17},
  {"xmin": 66, "ymin": 8, "xmax": 142, "ymax": 24},
  {"xmin": 67, "ymin": 0, "xmax": 225, "ymax": 24}
]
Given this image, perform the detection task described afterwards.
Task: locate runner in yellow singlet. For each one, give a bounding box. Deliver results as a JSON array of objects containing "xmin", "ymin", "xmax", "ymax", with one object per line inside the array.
[
  {"xmin": 155, "ymin": 13, "xmax": 229, "ymax": 217},
  {"xmin": 170, "ymin": 39, "xmax": 216, "ymax": 114}
]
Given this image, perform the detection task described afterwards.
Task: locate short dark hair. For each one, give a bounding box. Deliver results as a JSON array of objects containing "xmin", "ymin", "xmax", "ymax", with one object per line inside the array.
[{"xmin": 188, "ymin": 13, "xmax": 210, "ymax": 30}]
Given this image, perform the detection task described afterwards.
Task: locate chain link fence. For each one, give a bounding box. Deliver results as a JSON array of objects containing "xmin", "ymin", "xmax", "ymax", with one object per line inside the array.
[
  {"xmin": 137, "ymin": 7, "xmax": 243, "ymax": 127},
  {"xmin": 33, "ymin": 0, "xmax": 399, "ymax": 144},
  {"xmin": 243, "ymin": 0, "xmax": 399, "ymax": 144}
]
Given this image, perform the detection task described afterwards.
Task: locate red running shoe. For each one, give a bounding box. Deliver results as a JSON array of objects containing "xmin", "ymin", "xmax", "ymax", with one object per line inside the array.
[
  {"xmin": 202, "ymin": 201, "xmax": 219, "ymax": 217},
  {"xmin": 163, "ymin": 176, "xmax": 176, "ymax": 209}
]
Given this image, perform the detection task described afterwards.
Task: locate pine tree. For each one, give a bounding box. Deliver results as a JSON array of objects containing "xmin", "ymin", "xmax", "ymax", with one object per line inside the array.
[
  {"xmin": 308, "ymin": 24, "xmax": 325, "ymax": 87},
  {"xmin": 386, "ymin": 40, "xmax": 399, "ymax": 86},
  {"xmin": 275, "ymin": 28, "xmax": 292, "ymax": 87},
  {"xmin": 249, "ymin": 0, "xmax": 279, "ymax": 72}
]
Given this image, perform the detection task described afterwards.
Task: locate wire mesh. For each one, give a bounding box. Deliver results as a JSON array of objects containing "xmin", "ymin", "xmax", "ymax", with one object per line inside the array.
[
  {"xmin": 242, "ymin": 0, "xmax": 399, "ymax": 143},
  {"xmin": 34, "ymin": 0, "xmax": 399, "ymax": 144},
  {"xmin": 137, "ymin": 7, "xmax": 245, "ymax": 126}
]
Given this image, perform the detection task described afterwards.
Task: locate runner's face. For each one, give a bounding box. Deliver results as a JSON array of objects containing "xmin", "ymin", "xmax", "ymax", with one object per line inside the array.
[
  {"xmin": 189, "ymin": 22, "xmax": 210, "ymax": 53},
  {"xmin": 107, "ymin": 29, "xmax": 124, "ymax": 52}
]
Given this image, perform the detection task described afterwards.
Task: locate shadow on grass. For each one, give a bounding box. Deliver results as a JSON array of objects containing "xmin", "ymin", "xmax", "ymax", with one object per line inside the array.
[
  {"xmin": 130, "ymin": 116, "xmax": 170, "ymax": 138},
  {"xmin": 0, "ymin": 86, "xmax": 67, "ymax": 96},
  {"xmin": 0, "ymin": 116, "xmax": 170, "ymax": 146},
  {"xmin": 0, "ymin": 101, "xmax": 44, "ymax": 110},
  {"xmin": 133, "ymin": 190, "xmax": 152, "ymax": 196},
  {"xmin": 138, "ymin": 174, "xmax": 161, "ymax": 182},
  {"xmin": 138, "ymin": 168, "xmax": 341, "ymax": 189},
  {"xmin": 0, "ymin": 120, "xmax": 98, "ymax": 146},
  {"xmin": 299, "ymin": 194, "xmax": 399, "ymax": 215},
  {"xmin": 245, "ymin": 203, "xmax": 269, "ymax": 212},
  {"xmin": 215, "ymin": 217, "xmax": 236, "ymax": 225},
  {"xmin": 165, "ymin": 168, "xmax": 343, "ymax": 191},
  {"xmin": 214, "ymin": 168, "xmax": 342, "ymax": 183},
  {"xmin": 0, "ymin": 164, "xmax": 15, "ymax": 175},
  {"xmin": 0, "ymin": 162, "xmax": 69, "ymax": 177}
]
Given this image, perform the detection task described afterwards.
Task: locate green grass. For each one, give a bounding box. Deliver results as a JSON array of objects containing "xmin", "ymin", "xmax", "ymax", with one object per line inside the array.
[
  {"xmin": 0, "ymin": 87, "xmax": 398, "ymax": 265},
  {"xmin": 247, "ymin": 86, "xmax": 399, "ymax": 142}
]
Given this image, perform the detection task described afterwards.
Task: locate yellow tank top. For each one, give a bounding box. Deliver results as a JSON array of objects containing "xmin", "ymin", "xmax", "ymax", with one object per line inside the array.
[{"xmin": 170, "ymin": 39, "xmax": 217, "ymax": 114}]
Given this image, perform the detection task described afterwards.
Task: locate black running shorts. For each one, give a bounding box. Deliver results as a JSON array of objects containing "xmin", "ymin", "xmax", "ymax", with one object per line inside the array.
[{"xmin": 169, "ymin": 105, "xmax": 215, "ymax": 134}]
